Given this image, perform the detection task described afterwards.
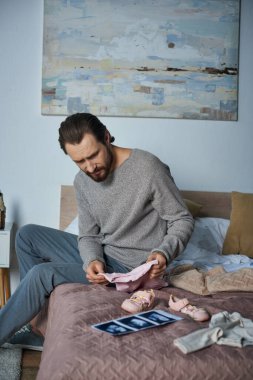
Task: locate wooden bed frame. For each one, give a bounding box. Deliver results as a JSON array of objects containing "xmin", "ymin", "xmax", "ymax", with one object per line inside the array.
[{"xmin": 60, "ymin": 185, "xmax": 231, "ymax": 230}]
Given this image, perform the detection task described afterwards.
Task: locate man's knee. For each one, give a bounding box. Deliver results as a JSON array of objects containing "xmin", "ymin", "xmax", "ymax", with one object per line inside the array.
[{"xmin": 15, "ymin": 224, "xmax": 39, "ymax": 252}]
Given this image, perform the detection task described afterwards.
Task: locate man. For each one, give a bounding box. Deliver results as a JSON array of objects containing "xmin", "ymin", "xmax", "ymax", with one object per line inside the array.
[{"xmin": 0, "ymin": 113, "xmax": 193, "ymax": 350}]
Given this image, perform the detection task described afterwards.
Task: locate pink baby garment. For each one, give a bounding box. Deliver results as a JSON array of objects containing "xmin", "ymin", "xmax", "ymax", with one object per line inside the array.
[{"xmin": 100, "ymin": 260, "xmax": 168, "ymax": 292}]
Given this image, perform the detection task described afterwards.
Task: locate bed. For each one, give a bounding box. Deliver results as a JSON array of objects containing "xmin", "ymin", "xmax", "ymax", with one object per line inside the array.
[{"xmin": 36, "ymin": 186, "xmax": 253, "ymax": 380}]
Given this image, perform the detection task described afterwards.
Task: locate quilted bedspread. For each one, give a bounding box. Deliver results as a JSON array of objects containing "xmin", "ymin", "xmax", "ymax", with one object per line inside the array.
[{"xmin": 37, "ymin": 284, "xmax": 253, "ymax": 380}]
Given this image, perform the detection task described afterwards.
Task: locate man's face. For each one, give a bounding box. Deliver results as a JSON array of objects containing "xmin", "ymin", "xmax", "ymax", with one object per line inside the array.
[{"xmin": 65, "ymin": 133, "xmax": 113, "ymax": 182}]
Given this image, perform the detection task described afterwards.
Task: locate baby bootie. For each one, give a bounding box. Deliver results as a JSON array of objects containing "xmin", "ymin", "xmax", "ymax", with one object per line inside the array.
[
  {"xmin": 168, "ymin": 295, "xmax": 210, "ymax": 322},
  {"xmin": 121, "ymin": 289, "xmax": 155, "ymax": 313}
]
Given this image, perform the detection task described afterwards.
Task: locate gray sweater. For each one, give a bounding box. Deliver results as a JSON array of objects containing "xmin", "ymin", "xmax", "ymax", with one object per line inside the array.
[{"xmin": 74, "ymin": 149, "xmax": 194, "ymax": 271}]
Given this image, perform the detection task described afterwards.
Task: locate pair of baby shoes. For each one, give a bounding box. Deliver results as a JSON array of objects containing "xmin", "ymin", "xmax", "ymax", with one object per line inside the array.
[{"xmin": 121, "ymin": 290, "xmax": 210, "ymax": 322}]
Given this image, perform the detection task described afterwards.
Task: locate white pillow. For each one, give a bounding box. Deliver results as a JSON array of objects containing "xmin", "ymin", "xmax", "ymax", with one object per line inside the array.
[
  {"xmin": 169, "ymin": 217, "xmax": 231, "ymax": 271},
  {"xmin": 64, "ymin": 216, "xmax": 78, "ymax": 235},
  {"xmin": 194, "ymin": 217, "xmax": 230, "ymax": 251}
]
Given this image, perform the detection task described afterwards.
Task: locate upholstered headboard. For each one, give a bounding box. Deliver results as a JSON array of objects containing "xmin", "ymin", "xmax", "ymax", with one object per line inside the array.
[{"xmin": 60, "ymin": 185, "xmax": 231, "ymax": 230}]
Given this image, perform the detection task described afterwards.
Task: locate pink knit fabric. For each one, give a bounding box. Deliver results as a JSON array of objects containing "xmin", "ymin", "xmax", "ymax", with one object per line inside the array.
[{"xmin": 100, "ymin": 260, "xmax": 168, "ymax": 292}]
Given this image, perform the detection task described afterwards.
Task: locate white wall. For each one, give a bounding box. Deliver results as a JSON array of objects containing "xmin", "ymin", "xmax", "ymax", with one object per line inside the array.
[{"xmin": 0, "ymin": 0, "xmax": 253, "ymax": 289}]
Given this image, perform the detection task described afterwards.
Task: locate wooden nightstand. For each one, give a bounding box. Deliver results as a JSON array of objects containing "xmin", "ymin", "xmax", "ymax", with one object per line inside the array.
[{"xmin": 0, "ymin": 222, "xmax": 13, "ymax": 307}]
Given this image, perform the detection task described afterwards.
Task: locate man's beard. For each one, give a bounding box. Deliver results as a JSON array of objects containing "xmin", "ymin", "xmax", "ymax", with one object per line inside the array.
[{"xmin": 86, "ymin": 146, "xmax": 113, "ymax": 182}]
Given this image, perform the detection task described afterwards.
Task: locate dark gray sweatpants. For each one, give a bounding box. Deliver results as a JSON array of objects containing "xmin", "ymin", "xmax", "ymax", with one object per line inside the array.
[{"xmin": 0, "ymin": 224, "xmax": 128, "ymax": 345}]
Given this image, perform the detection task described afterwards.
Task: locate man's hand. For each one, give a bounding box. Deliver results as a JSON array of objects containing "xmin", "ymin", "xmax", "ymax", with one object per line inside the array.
[
  {"xmin": 86, "ymin": 260, "xmax": 109, "ymax": 285},
  {"xmin": 146, "ymin": 252, "xmax": 167, "ymax": 279}
]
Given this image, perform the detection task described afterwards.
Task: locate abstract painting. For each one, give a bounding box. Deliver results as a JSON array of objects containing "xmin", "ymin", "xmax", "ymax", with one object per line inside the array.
[{"xmin": 42, "ymin": 0, "xmax": 240, "ymax": 120}]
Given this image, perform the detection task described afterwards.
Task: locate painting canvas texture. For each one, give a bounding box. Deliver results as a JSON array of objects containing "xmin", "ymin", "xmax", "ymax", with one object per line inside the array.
[{"xmin": 42, "ymin": 0, "xmax": 240, "ymax": 120}]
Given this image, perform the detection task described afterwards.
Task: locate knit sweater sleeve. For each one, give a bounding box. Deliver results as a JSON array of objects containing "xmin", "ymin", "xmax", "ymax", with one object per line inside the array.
[
  {"xmin": 74, "ymin": 175, "xmax": 105, "ymax": 270},
  {"xmin": 149, "ymin": 162, "xmax": 194, "ymax": 263}
]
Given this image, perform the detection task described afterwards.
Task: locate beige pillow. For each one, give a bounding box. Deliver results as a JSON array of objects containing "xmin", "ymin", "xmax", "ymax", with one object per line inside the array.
[
  {"xmin": 222, "ymin": 191, "xmax": 253, "ymax": 258},
  {"xmin": 183, "ymin": 199, "xmax": 202, "ymax": 217}
]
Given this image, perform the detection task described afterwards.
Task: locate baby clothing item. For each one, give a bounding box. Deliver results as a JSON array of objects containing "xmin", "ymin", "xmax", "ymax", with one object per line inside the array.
[
  {"xmin": 121, "ymin": 289, "xmax": 155, "ymax": 313},
  {"xmin": 174, "ymin": 311, "xmax": 253, "ymax": 354},
  {"xmin": 169, "ymin": 295, "xmax": 210, "ymax": 322},
  {"xmin": 100, "ymin": 260, "xmax": 168, "ymax": 292}
]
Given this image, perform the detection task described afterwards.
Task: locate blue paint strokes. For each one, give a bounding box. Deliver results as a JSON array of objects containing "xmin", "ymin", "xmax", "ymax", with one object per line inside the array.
[
  {"xmin": 74, "ymin": 68, "xmax": 90, "ymax": 80},
  {"xmin": 60, "ymin": 0, "xmax": 68, "ymax": 7},
  {"xmin": 60, "ymin": 0, "xmax": 84, "ymax": 9},
  {"xmin": 220, "ymin": 100, "xmax": 237, "ymax": 113},
  {"xmin": 70, "ymin": 0, "xmax": 86, "ymax": 9},
  {"xmin": 67, "ymin": 97, "xmax": 90, "ymax": 114},
  {"xmin": 219, "ymin": 15, "xmax": 239, "ymax": 23},
  {"xmin": 59, "ymin": 29, "xmax": 82, "ymax": 39},
  {"xmin": 166, "ymin": 34, "xmax": 183, "ymax": 44},
  {"xmin": 55, "ymin": 86, "xmax": 66, "ymax": 100},
  {"xmin": 148, "ymin": 56, "xmax": 165, "ymax": 61},
  {"xmin": 151, "ymin": 88, "xmax": 164, "ymax": 105},
  {"xmin": 205, "ymin": 84, "xmax": 216, "ymax": 93}
]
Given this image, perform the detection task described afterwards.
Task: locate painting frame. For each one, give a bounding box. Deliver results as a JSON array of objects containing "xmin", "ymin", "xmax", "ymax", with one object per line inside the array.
[{"xmin": 42, "ymin": 0, "xmax": 240, "ymax": 120}]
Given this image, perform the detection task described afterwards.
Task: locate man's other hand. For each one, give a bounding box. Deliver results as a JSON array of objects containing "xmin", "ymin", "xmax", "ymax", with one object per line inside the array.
[{"xmin": 86, "ymin": 260, "xmax": 109, "ymax": 285}]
